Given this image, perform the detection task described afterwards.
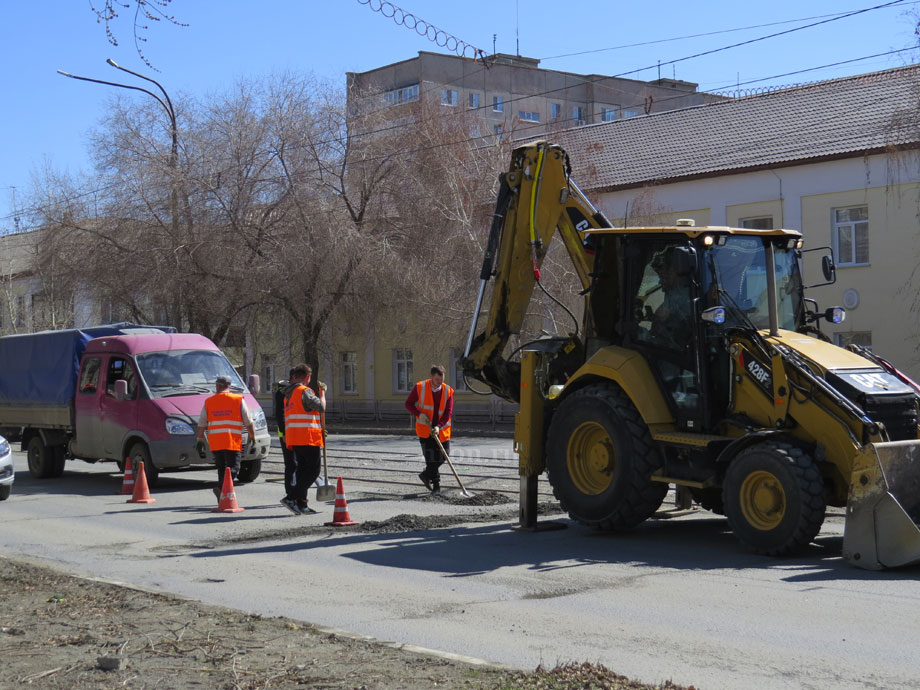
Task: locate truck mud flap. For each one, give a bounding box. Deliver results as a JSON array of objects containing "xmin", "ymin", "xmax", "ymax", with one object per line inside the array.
[{"xmin": 843, "ymin": 440, "xmax": 920, "ymax": 570}]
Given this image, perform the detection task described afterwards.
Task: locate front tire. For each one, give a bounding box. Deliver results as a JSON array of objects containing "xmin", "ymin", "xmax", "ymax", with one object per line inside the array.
[
  {"xmin": 0, "ymin": 485, "xmax": 10, "ymax": 500},
  {"xmin": 128, "ymin": 442, "xmax": 159, "ymax": 488},
  {"xmin": 546, "ymin": 383, "xmax": 667, "ymax": 530},
  {"xmin": 237, "ymin": 459, "xmax": 262, "ymax": 483},
  {"xmin": 723, "ymin": 441, "xmax": 825, "ymax": 556}
]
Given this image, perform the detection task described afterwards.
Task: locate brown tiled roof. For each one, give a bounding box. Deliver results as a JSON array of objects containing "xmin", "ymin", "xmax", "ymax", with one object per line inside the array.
[{"xmin": 544, "ymin": 66, "xmax": 920, "ymax": 191}]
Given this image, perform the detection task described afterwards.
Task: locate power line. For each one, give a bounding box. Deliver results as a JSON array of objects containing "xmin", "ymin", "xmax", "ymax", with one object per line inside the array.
[{"xmin": 539, "ymin": 2, "xmax": 920, "ymax": 62}]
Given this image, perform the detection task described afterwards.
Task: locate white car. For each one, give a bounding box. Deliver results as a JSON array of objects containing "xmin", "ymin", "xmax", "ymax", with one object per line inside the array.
[{"xmin": 0, "ymin": 434, "xmax": 13, "ymax": 500}]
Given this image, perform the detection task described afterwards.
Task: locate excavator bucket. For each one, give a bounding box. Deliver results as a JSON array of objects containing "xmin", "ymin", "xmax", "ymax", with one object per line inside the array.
[{"xmin": 843, "ymin": 440, "xmax": 920, "ymax": 570}]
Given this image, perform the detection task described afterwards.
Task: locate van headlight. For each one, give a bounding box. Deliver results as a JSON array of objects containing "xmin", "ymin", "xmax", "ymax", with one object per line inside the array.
[
  {"xmin": 0, "ymin": 437, "xmax": 9, "ymax": 457},
  {"xmin": 252, "ymin": 409, "xmax": 267, "ymax": 431},
  {"xmin": 165, "ymin": 417, "xmax": 195, "ymax": 435}
]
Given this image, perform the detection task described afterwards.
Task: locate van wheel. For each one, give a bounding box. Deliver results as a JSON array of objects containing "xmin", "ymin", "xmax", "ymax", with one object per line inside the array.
[
  {"xmin": 237, "ymin": 459, "xmax": 262, "ymax": 483},
  {"xmin": 723, "ymin": 441, "xmax": 825, "ymax": 556},
  {"xmin": 27, "ymin": 437, "xmax": 56, "ymax": 479},
  {"xmin": 128, "ymin": 442, "xmax": 159, "ymax": 488},
  {"xmin": 0, "ymin": 485, "xmax": 10, "ymax": 500}
]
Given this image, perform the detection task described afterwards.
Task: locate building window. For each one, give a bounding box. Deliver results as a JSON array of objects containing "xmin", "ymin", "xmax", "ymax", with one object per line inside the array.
[
  {"xmin": 623, "ymin": 110, "xmax": 640, "ymax": 118},
  {"xmin": 572, "ymin": 106, "xmax": 586, "ymax": 125},
  {"xmin": 551, "ymin": 103, "xmax": 561, "ymax": 118},
  {"xmin": 384, "ymin": 84, "xmax": 419, "ymax": 106},
  {"xmin": 519, "ymin": 111, "xmax": 540, "ymax": 122},
  {"xmin": 441, "ymin": 89, "xmax": 458, "ymax": 106},
  {"xmin": 834, "ymin": 206, "xmax": 869, "ymax": 266},
  {"xmin": 834, "ymin": 331, "xmax": 872, "ymax": 351},
  {"xmin": 393, "ymin": 348, "xmax": 414, "ymax": 393},
  {"xmin": 15, "ymin": 295, "xmax": 24, "ymax": 328},
  {"xmin": 740, "ymin": 216, "xmax": 774, "ymax": 230},
  {"xmin": 492, "ymin": 96, "xmax": 504, "ymax": 112},
  {"xmin": 600, "ymin": 107, "xmax": 617, "ymax": 122},
  {"xmin": 341, "ymin": 351, "xmax": 357, "ymax": 394},
  {"xmin": 469, "ymin": 123, "xmax": 483, "ymax": 138},
  {"xmin": 469, "ymin": 92, "xmax": 480, "ymax": 109},
  {"xmin": 493, "ymin": 124, "xmax": 504, "ymax": 139}
]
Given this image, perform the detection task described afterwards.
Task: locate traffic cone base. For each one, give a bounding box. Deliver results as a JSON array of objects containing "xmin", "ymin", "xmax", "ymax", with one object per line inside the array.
[
  {"xmin": 127, "ymin": 460, "xmax": 155, "ymax": 504},
  {"xmin": 119, "ymin": 458, "xmax": 135, "ymax": 495},
  {"xmin": 213, "ymin": 467, "xmax": 244, "ymax": 513},
  {"xmin": 324, "ymin": 477, "xmax": 359, "ymax": 526}
]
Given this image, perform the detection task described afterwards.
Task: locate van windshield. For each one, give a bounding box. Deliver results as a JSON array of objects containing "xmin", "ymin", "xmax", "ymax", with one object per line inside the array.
[{"xmin": 135, "ymin": 349, "xmax": 245, "ymax": 397}]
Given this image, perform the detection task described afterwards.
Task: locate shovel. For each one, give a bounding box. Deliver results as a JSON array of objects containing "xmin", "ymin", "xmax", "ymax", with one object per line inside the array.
[
  {"xmin": 316, "ymin": 412, "xmax": 336, "ymax": 502},
  {"xmin": 431, "ymin": 432, "xmax": 473, "ymax": 498}
]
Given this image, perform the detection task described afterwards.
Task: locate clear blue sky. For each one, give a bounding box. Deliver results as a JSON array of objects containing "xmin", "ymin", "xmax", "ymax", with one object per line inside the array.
[{"xmin": 1, "ymin": 0, "xmax": 918, "ymax": 230}]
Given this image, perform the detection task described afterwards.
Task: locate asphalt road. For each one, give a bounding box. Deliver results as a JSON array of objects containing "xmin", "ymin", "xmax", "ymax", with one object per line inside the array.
[{"xmin": 2, "ymin": 434, "xmax": 919, "ymax": 690}]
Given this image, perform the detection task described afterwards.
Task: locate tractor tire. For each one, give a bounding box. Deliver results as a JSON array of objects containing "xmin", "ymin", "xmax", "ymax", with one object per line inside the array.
[
  {"xmin": 723, "ymin": 441, "xmax": 825, "ymax": 556},
  {"xmin": 128, "ymin": 442, "xmax": 159, "ymax": 489},
  {"xmin": 236, "ymin": 459, "xmax": 262, "ymax": 483},
  {"xmin": 546, "ymin": 383, "xmax": 667, "ymax": 530},
  {"xmin": 27, "ymin": 437, "xmax": 57, "ymax": 479}
]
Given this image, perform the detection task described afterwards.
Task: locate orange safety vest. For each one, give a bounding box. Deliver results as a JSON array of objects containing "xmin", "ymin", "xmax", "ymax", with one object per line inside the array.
[
  {"xmin": 414, "ymin": 379, "xmax": 453, "ymax": 442},
  {"xmin": 284, "ymin": 384, "xmax": 324, "ymax": 448},
  {"xmin": 204, "ymin": 392, "xmax": 244, "ymax": 452}
]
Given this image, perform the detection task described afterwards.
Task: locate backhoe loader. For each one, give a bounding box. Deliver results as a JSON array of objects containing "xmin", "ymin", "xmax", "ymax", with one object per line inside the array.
[{"xmin": 462, "ymin": 140, "xmax": 920, "ymax": 570}]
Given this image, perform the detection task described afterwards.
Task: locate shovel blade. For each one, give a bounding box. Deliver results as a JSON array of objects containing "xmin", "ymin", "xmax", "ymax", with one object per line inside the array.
[
  {"xmin": 843, "ymin": 440, "xmax": 920, "ymax": 570},
  {"xmin": 316, "ymin": 482, "xmax": 336, "ymax": 502}
]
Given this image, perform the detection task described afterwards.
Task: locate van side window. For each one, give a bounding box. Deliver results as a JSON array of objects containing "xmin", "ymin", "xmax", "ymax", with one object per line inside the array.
[
  {"xmin": 79, "ymin": 357, "xmax": 102, "ymax": 394},
  {"xmin": 105, "ymin": 357, "xmax": 138, "ymax": 400}
]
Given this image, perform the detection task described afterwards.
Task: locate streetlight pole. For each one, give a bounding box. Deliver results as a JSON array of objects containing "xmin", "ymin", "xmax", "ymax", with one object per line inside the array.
[{"xmin": 57, "ymin": 61, "xmax": 179, "ymax": 238}]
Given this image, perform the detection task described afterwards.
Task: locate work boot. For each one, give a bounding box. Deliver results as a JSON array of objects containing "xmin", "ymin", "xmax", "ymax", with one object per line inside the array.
[
  {"xmin": 280, "ymin": 497, "xmax": 301, "ymax": 515},
  {"xmin": 298, "ymin": 500, "xmax": 318, "ymax": 515},
  {"xmin": 431, "ymin": 482, "xmax": 441, "ymax": 496},
  {"xmin": 418, "ymin": 472, "xmax": 433, "ymax": 492}
]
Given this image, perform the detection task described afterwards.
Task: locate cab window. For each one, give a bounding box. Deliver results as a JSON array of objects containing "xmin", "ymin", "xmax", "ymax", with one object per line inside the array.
[
  {"xmin": 79, "ymin": 357, "xmax": 102, "ymax": 394},
  {"xmin": 105, "ymin": 357, "xmax": 138, "ymax": 400}
]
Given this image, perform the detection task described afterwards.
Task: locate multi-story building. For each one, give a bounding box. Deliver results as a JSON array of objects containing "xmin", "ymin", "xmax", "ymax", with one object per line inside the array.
[{"xmin": 347, "ymin": 50, "xmax": 712, "ymax": 139}]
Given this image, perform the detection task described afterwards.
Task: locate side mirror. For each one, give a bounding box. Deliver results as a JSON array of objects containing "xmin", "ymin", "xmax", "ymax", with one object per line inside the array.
[
  {"xmin": 114, "ymin": 379, "xmax": 128, "ymax": 401},
  {"xmin": 701, "ymin": 306, "xmax": 726, "ymax": 324},
  {"xmin": 821, "ymin": 255, "xmax": 836, "ymax": 283},
  {"xmin": 247, "ymin": 374, "xmax": 260, "ymax": 395}
]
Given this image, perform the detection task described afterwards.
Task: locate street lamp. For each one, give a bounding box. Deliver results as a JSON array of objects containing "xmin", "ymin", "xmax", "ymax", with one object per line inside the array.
[{"xmin": 57, "ymin": 60, "xmax": 179, "ymax": 234}]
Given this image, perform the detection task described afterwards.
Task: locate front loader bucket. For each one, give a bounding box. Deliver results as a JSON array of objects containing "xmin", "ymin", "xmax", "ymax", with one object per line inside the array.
[{"xmin": 843, "ymin": 440, "xmax": 920, "ymax": 570}]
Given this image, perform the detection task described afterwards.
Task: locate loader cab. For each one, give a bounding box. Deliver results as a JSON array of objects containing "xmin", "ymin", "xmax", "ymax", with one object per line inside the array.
[{"xmin": 589, "ymin": 228, "xmax": 808, "ymax": 433}]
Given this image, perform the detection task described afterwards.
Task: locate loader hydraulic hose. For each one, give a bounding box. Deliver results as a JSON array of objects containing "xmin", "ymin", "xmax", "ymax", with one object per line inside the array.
[{"xmin": 528, "ymin": 145, "xmax": 546, "ymax": 280}]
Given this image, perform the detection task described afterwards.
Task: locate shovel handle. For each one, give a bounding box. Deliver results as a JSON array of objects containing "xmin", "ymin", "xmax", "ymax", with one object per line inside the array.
[{"xmin": 432, "ymin": 435, "xmax": 471, "ymax": 497}]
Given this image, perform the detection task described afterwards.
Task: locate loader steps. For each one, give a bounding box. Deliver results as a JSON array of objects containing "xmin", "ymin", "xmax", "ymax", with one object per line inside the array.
[{"xmin": 651, "ymin": 431, "xmax": 731, "ymax": 448}]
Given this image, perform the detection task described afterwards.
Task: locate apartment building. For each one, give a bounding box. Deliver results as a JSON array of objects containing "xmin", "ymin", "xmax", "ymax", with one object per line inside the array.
[{"xmin": 346, "ymin": 50, "xmax": 712, "ymax": 139}]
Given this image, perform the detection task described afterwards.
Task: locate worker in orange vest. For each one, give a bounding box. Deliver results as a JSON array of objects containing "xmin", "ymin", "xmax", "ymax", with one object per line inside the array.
[
  {"xmin": 281, "ymin": 363, "xmax": 325, "ymax": 515},
  {"xmin": 197, "ymin": 375, "xmax": 256, "ymax": 502},
  {"xmin": 404, "ymin": 364, "xmax": 454, "ymax": 494}
]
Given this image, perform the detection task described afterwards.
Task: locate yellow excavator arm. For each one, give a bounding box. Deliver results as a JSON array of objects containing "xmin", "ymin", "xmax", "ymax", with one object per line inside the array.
[{"xmin": 462, "ymin": 141, "xmax": 611, "ymax": 401}]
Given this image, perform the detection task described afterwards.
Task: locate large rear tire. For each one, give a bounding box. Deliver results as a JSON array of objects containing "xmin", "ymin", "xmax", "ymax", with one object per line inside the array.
[
  {"xmin": 27, "ymin": 437, "xmax": 59, "ymax": 479},
  {"xmin": 723, "ymin": 441, "xmax": 825, "ymax": 556},
  {"xmin": 546, "ymin": 383, "xmax": 667, "ymax": 530},
  {"xmin": 128, "ymin": 442, "xmax": 159, "ymax": 489}
]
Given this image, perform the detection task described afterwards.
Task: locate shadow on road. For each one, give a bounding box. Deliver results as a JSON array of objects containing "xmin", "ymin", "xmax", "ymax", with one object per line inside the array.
[{"xmin": 186, "ymin": 514, "xmax": 920, "ymax": 582}]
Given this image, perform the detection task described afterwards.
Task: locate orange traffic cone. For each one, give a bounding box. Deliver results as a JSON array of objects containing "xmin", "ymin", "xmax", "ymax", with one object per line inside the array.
[
  {"xmin": 212, "ymin": 467, "xmax": 244, "ymax": 513},
  {"xmin": 127, "ymin": 461, "xmax": 155, "ymax": 504},
  {"xmin": 324, "ymin": 477, "xmax": 359, "ymax": 526},
  {"xmin": 119, "ymin": 458, "xmax": 135, "ymax": 495}
]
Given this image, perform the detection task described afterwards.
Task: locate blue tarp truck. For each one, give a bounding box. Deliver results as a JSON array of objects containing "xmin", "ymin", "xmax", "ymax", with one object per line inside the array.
[{"xmin": 0, "ymin": 324, "xmax": 269, "ymax": 484}]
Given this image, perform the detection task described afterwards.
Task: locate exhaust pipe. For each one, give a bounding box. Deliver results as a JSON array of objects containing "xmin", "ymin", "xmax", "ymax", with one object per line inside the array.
[{"xmin": 843, "ymin": 440, "xmax": 920, "ymax": 570}]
